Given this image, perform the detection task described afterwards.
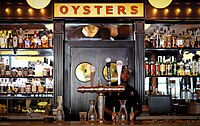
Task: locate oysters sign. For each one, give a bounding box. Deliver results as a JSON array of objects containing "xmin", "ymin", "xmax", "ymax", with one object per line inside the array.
[{"xmin": 54, "ymin": 3, "xmax": 144, "ymax": 18}]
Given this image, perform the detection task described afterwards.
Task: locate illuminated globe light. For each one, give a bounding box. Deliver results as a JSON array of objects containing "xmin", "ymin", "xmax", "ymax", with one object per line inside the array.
[
  {"xmin": 149, "ymin": 0, "xmax": 172, "ymax": 9},
  {"xmin": 26, "ymin": 0, "xmax": 51, "ymax": 9}
]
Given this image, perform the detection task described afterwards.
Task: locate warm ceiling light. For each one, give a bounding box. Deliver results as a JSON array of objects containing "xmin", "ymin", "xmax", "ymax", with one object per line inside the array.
[
  {"xmin": 175, "ymin": 8, "xmax": 181, "ymax": 15},
  {"xmin": 186, "ymin": 8, "xmax": 192, "ymax": 15},
  {"xmin": 164, "ymin": 9, "xmax": 169, "ymax": 15},
  {"xmin": 17, "ymin": 8, "xmax": 22, "ymax": 15},
  {"xmin": 149, "ymin": 0, "xmax": 172, "ymax": 9},
  {"xmin": 26, "ymin": 0, "xmax": 51, "ymax": 9},
  {"xmin": 5, "ymin": 8, "xmax": 11, "ymax": 15},
  {"xmin": 40, "ymin": 9, "xmax": 46, "ymax": 15},
  {"xmin": 153, "ymin": 8, "xmax": 157, "ymax": 15},
  {"xmin": 28, "ymin": 8, "xmax": 34, "ymax": 15}
]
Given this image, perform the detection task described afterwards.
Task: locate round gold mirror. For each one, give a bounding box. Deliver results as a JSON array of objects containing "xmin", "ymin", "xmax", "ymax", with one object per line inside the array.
[
  {"xmin": 102, "ymin": 62, "xmax": 118, "ymax": 83},
  {"xmin": 75, "ymin": 62, "xmax": 92, "ymax": 82}
]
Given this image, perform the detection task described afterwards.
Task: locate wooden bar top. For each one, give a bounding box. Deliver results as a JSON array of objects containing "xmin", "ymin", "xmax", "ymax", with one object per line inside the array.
[{"xmin": 0, "ymin": 120, "xmax": 200, "ymax": 126}]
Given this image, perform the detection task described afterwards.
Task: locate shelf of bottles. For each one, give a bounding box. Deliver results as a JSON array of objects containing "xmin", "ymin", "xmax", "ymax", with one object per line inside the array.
[
  {"xmin": 145, "ymin": 24, "xmax": 200, "ymax": 104},
  {"xmin": 0, "ymin": 25, "xmax": 54, "ymax": 99}
]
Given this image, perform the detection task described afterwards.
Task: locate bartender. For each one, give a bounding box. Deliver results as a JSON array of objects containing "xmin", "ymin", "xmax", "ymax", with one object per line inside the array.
[{"xmin": 104, "ymin": 65, "xmax": 142, "ymax": 121}]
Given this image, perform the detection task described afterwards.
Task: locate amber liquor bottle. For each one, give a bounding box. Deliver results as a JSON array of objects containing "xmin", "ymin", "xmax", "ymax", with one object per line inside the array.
[
  {"xmin": 112, "ymin": 106, "xmax": 118, "ymax": 122},
  {"xmin": 129, "ymin": 107, "xmax": 135, "ymax": 122}
]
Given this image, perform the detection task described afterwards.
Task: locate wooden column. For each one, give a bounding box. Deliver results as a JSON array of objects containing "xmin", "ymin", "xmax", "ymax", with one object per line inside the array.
[
  {"xmin": 53, "ymin": 21, "xmax": 64, "ymax": 105},
  {"xmin": 134, "ymin": 21, "xmax": 145, "ymax": 104}
]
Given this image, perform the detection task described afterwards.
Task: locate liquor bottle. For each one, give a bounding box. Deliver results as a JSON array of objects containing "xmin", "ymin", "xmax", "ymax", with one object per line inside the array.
[
  {"xmin": 49, "ymin": 59, "xmax": 53, "ymax": 76},
  {"xmin": 181, "ymin": 84, "xmax": 186, "ymax": 99},
  {"xmin": 31, "ymin": 81, "xmax": 38, "ymax": 93},
  {"xmin": 41, "ymin": 30, "xmax": 48, "ymax": 48},
  {"xmin": 0, "ymin": 31, "xmax": 6, "ymax": 48},
  {"xmin": 112, "ymin": 106, "xmax": 117, "ymax": 122},
  {"xmin": 0, "ymin": 58, "xmax": 5, "ymax": 77},
  {"xmin": 3, "ymin": 31, "xmax": 9, "ymax": 48},
  {"xmin": 145, "ymin": 58, "xmax": 150, "ymax": 76},
  {"xmin": 172, "ymin": 57, "xmax": 177, "ymax": 76},
  {"xmin": 26, "ymin": 82, "xmax": 32, "ymax": 93},
  {"xmin": 129, "ymin": 107, "xmax": 135, "ymax": 122},
  {"xmin": 159, "ymin": 27, "xmax": 165, "ymax": 48},
  {"xmin": 160, "ymin": 56, "xmax": 166, "ymax": 76},
  {"xmin": 18, "ymin": 28, "xmax": 24, "ymax": 48},
  {"xmin": 196, "ymin": 27, "xmax": 200, "ymax": 48},
  {"xmin": 198, "ymin": 58, "xmax": 200, "ymax": 76},
  {"xmin": 31, "ymin": 31, "xmax": 37, "ymax": 48},
  {"xmin": 56, "ymin": 96, "xmax": 65, "ymax": 121},
  {"xmin": 155, "ymin": 26, "xmax": 160, "ymax": 48},
  {"xmin": 33, "ymin": 31, "xmax": 40, "ymax": 48},
  {"xmin": 171, "ymin": 30, "xmax": 177, "ymax": 48},
  {"xmin": 191, "ymin": 58, "xmax": 197, "ymax": 76},
  {"xmin": 166, "ymin": 60, "xmax": 171, "ymax": 76},
  {"xmin": 145, "ymin": 34, "xmax": 150, "ymax": 48},
  {"xmin": 7, "ymin": 33, "xmax": 13, "ymax": 48},
  {"xmin": 5, "ymin": 59, "xmax": 11, "ymax": 77},
  {"xmin": 184, "ymin": 30, "xmax": 191, "ymax": 48},
  {"xmin": 177, "ymin": 33, "xmax": 184, "ymax": 48},
  {"xmin": 185, "ymin": 85, "xmax": 192, "ymax": 102},
  {"xmin": 149, "ymin": 33, "xmax": 155, "ymax": 48},
  {"xmin": 177, "ymin": 58, "xmax": 185, "ymax": 76},
  {"xmin": 150, "ymin": 60, "xmax": 155, "ymax": 76},
  {"xmin": 166, "ymin": 26, "xmax": 172, "ymax": 48},
  {"xmin": 155, "ymin": 60, "xmax": 160, "ymax": 76},
  {"xmin": 12, "ymin": 28, "xmax": 18, "ymax": 48},
  {"xmin": 184, "ymin": 60, "xmax": 191, "ymax": 76},
  {"xmin": 24, "ymin": 34, "xmax": 31, "ymax": 48},
  {"xmin": 48, "ymin": 29, "xmax": 53, "ymax": 48}
]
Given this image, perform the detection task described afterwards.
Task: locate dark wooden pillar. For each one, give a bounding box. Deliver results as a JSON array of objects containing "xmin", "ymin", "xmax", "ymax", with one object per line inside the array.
[
  {"xmin": 53, "ymin": 21, "xmax": 64, "ymax": 105},
  {"xmin": 134, "ymin": 21, "xmax": 145, "ymax": 104}
]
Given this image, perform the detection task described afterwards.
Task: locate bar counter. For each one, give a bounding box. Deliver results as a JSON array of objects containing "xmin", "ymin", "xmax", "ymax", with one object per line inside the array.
[{"xmin": 0, "ymin": 120, "xmax": 200, "ymax": 126}]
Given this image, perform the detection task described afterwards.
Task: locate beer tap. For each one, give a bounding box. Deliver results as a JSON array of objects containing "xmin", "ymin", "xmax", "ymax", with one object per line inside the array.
[{"xmin": 77, "ymin": 60, "xmax": 125, "ymax": 123}]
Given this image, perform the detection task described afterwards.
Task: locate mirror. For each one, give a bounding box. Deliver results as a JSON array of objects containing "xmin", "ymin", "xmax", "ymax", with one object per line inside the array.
[
  {"xmin": 102, "ymin": 62, "xmax": 118, "ymax": 83},
  {"xmin": 75, "ymin": 62, "xmax": 92, "ymax": 82}
]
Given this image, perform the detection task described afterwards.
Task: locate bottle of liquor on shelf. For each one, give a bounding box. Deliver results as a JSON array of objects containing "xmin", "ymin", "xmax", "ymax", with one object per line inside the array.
[
  {"xmin": 184, "ymin": 60, "xmax": 191, "ymax": 76},
  {"xmin": 191, "ymin": 31, "xmax": 196, "ymax": 48},
  {"xmin": 0, "ymin": 57, "xmax": 5, "ymax": 77},
  {"xmin": 26, "ymin": 82, "xmax": 32, "ymax": 94},
  {"xmin": 177, "ymin": 58, "xmax": 185, "ymax": 76},
  {"xmin": 30, "ymin": 31, "xmax": 37, "ymax": 48},
  {"xmin": 171, "ymin": 30, "xmax": 177, "ymax": 48},
  {"xmin": 20, "ymin": 81, "xmax": 26, "ymax": 94},
  {"xmin": 198, "ymin": 58, "xmax": 200, "ymax": 76},
  {"xmin": 12, "ymin": 28, "xmax": 18, "ymax": 48},
  {"xmin": 191, "ymin": 58, "xmax": 198, "ymax": 76},
  {"xmin": 33, "ymin": 31, "xmax": 40, "ymax": 48},
  {"xmin": 184, "ymin": 30, "xmax": 191, "ymax": 48},
  {"xmin": 160, "ymin": 56, "xmax": 166, "ymax": 76},
  {"xmin": 155, "ymin": 26, "xmax": 160, "ymax": 48},
  {"xmin": 160, "ymin": 28, "xmax": 166, "ymax": 48},
  {"xmin": 41, "ymin": 30, "xmax": 49, "ymax": 48},
  {"xmin": 31, "ymin": 81, "xmax": 38, "ymax": 93},
  {"xmin": 149, "ymin": 33, "xmax": 155, "ymax": 48},
  {"xmin": 150, "ymin": 60, "xmax": 155, "ymax": 76},
  {"xmin": 18, "ymin": 28, "xmax": 24, "ymax": 48},
  {"xmin": 196, "ymin": 27, "xmax": 200, "ymax": 48},
  {"xmin": 5, "ymin": 59, "xmax": 11, "ymax": 77},
  {"xmin": 49, "ymin": 59, "xmax": 53, "ymax": 76},
  {"xmin": 145, "ymin": 58, "xmax": 150, "ymax": 76},
  {"xmin": 7, "ymin": 33, "xmax": 13, "ymax": 48},
  {"xmin": 166, "ymin": 26, "xmax": 172, "ymax": 48},
  {"xmin": 177, "ymin": 33, "xmax": 184, "ymax": 48},
  {"xmin": 24, "ymin": 34, "xmax": 31, "ymax": 48},
  {"xmin": 145, "ymin": 34, "xmax": 150, "ymax": 48},
  {"xmin": 0, "ymin": 31, "xmax": 7, "ymax": 48},
  {"xmin": 172, "ymin": 57, "xmax": 177, "ymax": 76},
  {"xmin": 48, "ymin": 29, "xmax": 53, "ymax": 48},
  {"xmin": 185, "ymin": 85, "xmax": 192, "ymax": 102},
  {"xmin": 165, "ymin": 59, "xmax": 172, "ymax": 76},
  {"xmin": 155, "ymin": 59, "xmax": 160, "ymax": 76}
]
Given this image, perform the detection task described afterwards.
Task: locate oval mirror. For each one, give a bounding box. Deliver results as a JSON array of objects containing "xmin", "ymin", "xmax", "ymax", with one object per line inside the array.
[
  {"xmin": 75, "ymin": 62, "xmax": 92, "ymax": 82},
  {"xmin": 102, "ymin": 62, "xmax": 118, "ymax": 83}
]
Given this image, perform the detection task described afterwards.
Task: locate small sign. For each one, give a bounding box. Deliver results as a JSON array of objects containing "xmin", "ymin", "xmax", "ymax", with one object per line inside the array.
[{"xmin": 54, "ymin": 3, "xmax": 144, "ymax": 18}]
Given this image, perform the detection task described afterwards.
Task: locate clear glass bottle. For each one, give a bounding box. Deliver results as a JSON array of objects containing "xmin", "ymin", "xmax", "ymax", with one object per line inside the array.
[
  {"xmin": 56, "ymin": 96, "xmax": 65, "ymax": 121},
  {"xmin": 118, "ymin": 100, "xmax": 128, "ymax": 123},
  {"xmin": 181, "ymin": 85, "xmax": 186, "ymax": 100},
  {"xmin": 88, "ymin": 100, "xmax": 97, "ymax": 123}
]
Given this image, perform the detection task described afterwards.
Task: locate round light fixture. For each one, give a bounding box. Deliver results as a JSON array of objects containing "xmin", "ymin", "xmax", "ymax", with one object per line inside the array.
[
  {"xmin": 148, "ymin": 0, "xmax": 172, "ymax": 9},
  {"xmin": 26, "ymin": 0, "xmax": 51, "ymax": 9}
]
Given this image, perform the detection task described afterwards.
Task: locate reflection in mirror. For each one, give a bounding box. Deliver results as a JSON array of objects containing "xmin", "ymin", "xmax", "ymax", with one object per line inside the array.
[
  {"xmin": 103, "ymin": 62, "xmax": 118, "ymax": 83},
  {"xmin": 75, "ymin": 62, "xmax": 92, "ymax": 82}
]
